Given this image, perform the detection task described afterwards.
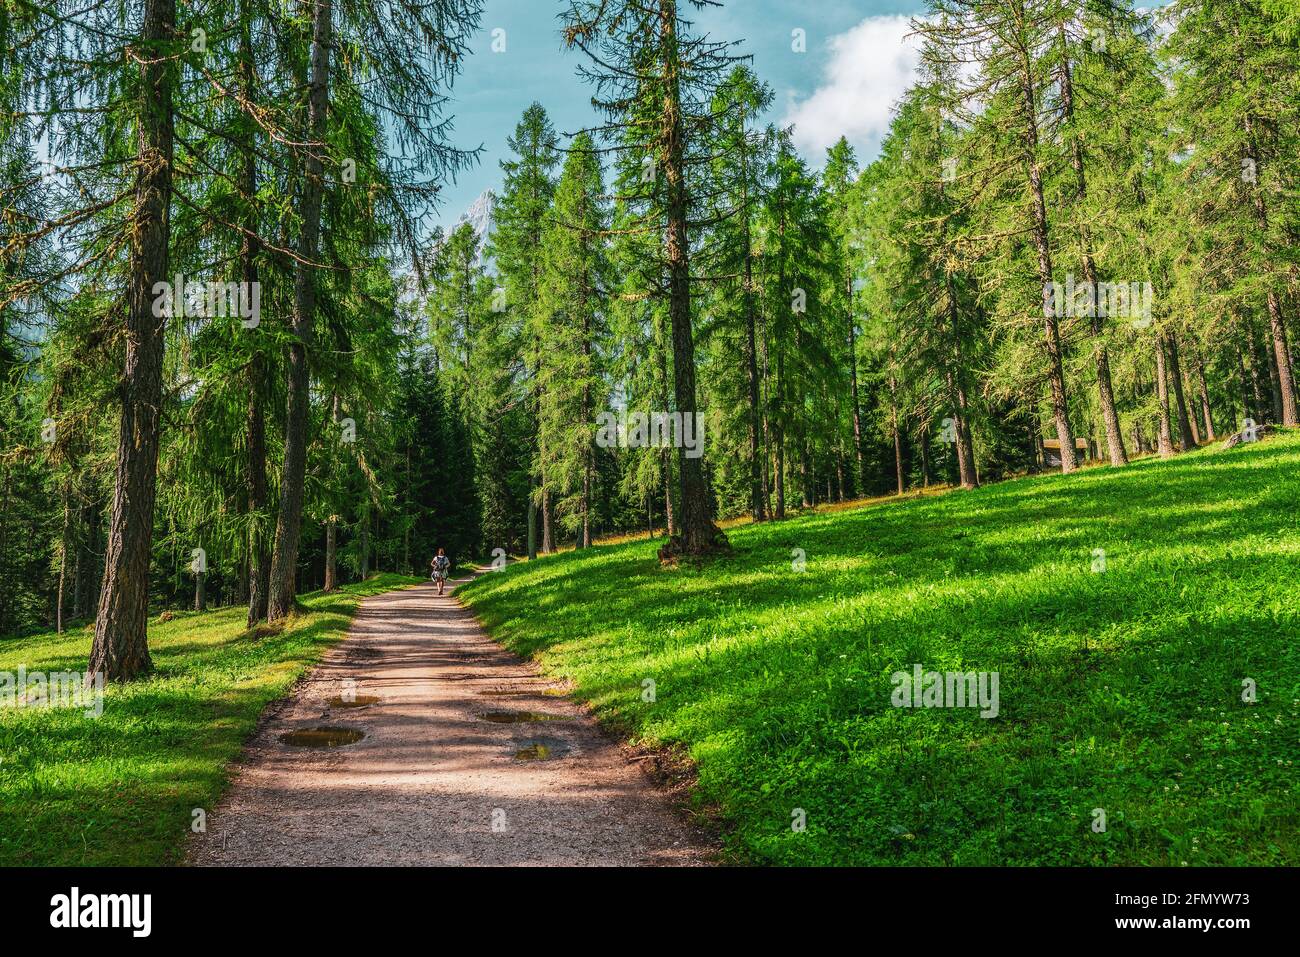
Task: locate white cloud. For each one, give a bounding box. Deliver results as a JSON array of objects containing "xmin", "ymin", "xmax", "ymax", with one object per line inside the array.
[{"xmin": 781, "ymin": 14, "xmax": 923, "ymax": 164}]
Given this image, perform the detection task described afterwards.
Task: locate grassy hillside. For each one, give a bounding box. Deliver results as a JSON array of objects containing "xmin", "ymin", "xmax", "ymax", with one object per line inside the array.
[
  {"xmin": 0, "ymin": 574, "xmax": 419, "ymax": 866},
  {"xmin": 461, "ymin": 435, "xmax": 1300, "ymax": 865}
]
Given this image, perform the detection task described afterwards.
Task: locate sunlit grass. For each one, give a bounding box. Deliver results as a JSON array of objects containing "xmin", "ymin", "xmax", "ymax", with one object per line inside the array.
[
  {"xmin": 461, "ymin": 433, "xmax": 1300, "ymax": 865},
  {"xmin": 0, "ymin": 573, "xmax": 420, "ymax": 866}
]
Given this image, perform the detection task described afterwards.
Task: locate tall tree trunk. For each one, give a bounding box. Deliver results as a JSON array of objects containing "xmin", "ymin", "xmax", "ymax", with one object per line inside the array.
[
  {"xmin": 919, "ymin": 425, "xmax": 931, "ymax": 488},
  {"xmin": 743, "ymin": 247, "xmax": 764, "ymax": 522},
  {"xmin": 533, "ymin": 320, "xmax": 550, "ymax": 556},
  {"xmin": 835, "ymin": 445, "xmax": 845, "ymax": 503},
  {"xmin": 359, "ymin": 510, "xmax": 370, "ymax": 578},
  {"xmin": 541, "ymin": 489, "xmax": 554, "ymax": 553},
  {"xmin": 890, "ymin": 375, "xmax": 905, "ymax": 495},
  {"xmin": 324, "ymin": 524, "xmax": 338, "ymax": 591},
  {"xmin": 324, "ymin": 394, "xmax": 341, "ymax": 591},
  {"xmin": 774, "ymin": 437, "xmax": 785, "ymax": 519},
  {"xmin": 848, "ymin": 280, "xmax": 867, "ymax": 491},
  {"xmin": 1166, "ymin": 332, "xmax": 1195, "ymax": 451},
  {"xmin": 87, "ymin": 0, "xmax": 175, "ymax": 682},
  {"xmin": 1194, "ymin": 353, "xmax": 1216, "ymax": 441},
  {"xmin": 1132, "ymin": 420, "xmax": 1147, "ymax": 456},
  {"xmin": 70, "ymin": 523, "xmax": 83, "ymax": 621},
  {"xmin": 943, "ymin": 277, "xmax": 978, "ymax": 489},
  {"xmin": 1265, "ymin": 329, "xmax": 1283, "ymax": 424},
  {"xmin": 56, "ymin": 488, "xmax": 71, "ymax": 634},
  {"xmin": 581, "ymin": 304, "xmax": 593, "ymax": 549},
  {"xmin": 1154, "ymin": 334, "xmax": 1176, "ymax": 458},
  {"xmin": 1181, "ymin": 364, "xmax": 1202, "ymax": 445},
  {"xmin": 1015, "ymin": 27, "xmax": 1075, "ymax": 473},
  {"xmin": 1265, "ymin": 291, "xmax": 1297, "ymax": 425},
  {"xmin": 660, "ymin": 448, "xmax": 676, "ymax": 534},
  {"xmin": 659, "ymin": 0, "xmax": 722, "ymax": 554},
  {"xmin": 774, "ymin": 348, "xmax": 786, "ymax": 519},
  {"xmin": 1244, "ymin": 118, "xmax": 1298, "ymax": 426},
  {"xmin": 800, "ymin": 438, "xmax": 812, "ymax": 508},
  {"xmin": 761, "ymin": 419, "xmax": 773, "ymax": 519},
  {"xmin": 526, "ymin": 481, "xmax": 538, "ymax": 560},
  {"xmin": 1057, "ymin": 24, "xmax": 1127, "ymax": 467},
  {"xmin": 581, "ymin": 461, "xmax": 592, "ymax": 549},
  {"xmin": 268, "ymin": 0, "xmax": 332, "ymax": 620},
  {"xmin": 241, "ymin": 4, "xmax": 270, "ymax": 627}
]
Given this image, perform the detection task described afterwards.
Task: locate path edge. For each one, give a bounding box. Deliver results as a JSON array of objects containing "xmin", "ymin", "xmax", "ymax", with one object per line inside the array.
[
  {"xmin": 180, "ymin": 578, "xmax": 421, "ymax": 866},
  {"xmin": 454, "ymin": 568, "xmax": 732, "ymax": 865}
]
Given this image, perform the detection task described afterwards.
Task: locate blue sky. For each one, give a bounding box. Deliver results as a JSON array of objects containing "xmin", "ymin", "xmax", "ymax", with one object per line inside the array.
[{"xmin": 433, "ymin": 0, "xmax": 930, "ymax": 225}]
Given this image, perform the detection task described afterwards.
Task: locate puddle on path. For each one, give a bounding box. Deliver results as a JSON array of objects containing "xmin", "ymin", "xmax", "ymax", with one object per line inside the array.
[
  {"xmin": 328, "ymin": 695, "xmax": 380, "ymax": 708},
  {"xmin": 279, "ymin": 727, "xmax": 365, "ymax": 748},
  {"xmin": 478, "ymin": 711, "xmax": 571, "ymax": 724},
  {"xmin": 514, "ymin": 738, "xmax": 570, "ymax": 761}
]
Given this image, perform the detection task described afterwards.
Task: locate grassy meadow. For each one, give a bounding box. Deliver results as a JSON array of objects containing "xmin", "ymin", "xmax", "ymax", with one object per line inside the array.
[
  {"xmin": 460, "ymin": 434, "xmax": 1300, "ymax": 865},
  {"xmin": 0, "ymin": 574, "xmax": 420, "ymax": 866}
]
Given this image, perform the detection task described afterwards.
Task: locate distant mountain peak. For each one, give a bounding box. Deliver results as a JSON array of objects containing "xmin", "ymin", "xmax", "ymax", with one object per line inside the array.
[{"xmin": 449, "ymin": 188, "xmax": 496, "ymax": 271}]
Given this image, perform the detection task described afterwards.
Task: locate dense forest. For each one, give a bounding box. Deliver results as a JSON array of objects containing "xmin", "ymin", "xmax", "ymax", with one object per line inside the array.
[{"xmin": 2, "ymin": 0, "xmax": 1298, "ymax": 676}]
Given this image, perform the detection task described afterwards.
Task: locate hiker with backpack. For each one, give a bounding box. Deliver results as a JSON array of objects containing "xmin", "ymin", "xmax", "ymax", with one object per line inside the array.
[{"xmin": 430, "ymin": 548, "xmax": 451, "ymax": 596}]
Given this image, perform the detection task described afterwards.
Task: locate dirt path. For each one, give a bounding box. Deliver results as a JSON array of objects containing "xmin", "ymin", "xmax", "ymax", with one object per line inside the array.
[{"xmin": 187, "ymin": 576, "xmax": 710, "ymax": 866}]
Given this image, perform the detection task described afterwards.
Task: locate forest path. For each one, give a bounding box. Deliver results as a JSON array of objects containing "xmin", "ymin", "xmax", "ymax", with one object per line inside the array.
[{"xmin": 186, "ymin": 575, "xmax": 709, "ymax": 866}]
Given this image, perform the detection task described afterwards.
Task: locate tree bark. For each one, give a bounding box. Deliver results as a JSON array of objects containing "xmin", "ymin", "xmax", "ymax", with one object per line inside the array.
[
  {"xmin": 526, "ymin": 481, "xmax": 538, "ymax": 560},
  {"xmin": 659, "ymin": 0, "xmax": 723, "ymax": 554},
  {"xmin": 743, "ymin": 237, "xmax": 765, "ymax": 522},
  {"xmin": 1265, "ymin": 291, "xmax": 1297, "ymax": 425},
  {"xmin": 1244, "ymin": 118, "xmax": 1298, "ymax": 426},
  {"xmin": 581, "ymin": 293, "xmax": 593, "ymax": 549},
  {"xmin": 1014, "ymin": 23, "xmax": 1075, "ymax": 473},
  {"xmin": 541, "ymin": 488, "xmax": 554, "ymax": 553},
  {"xmin": 1181, "ymin": 364, "xmax": 1202, "ymax": 445},
  {"xmin": 1057, "ymin": 24, "xmax": 1127, "ymax": 467},
  {"xmin": 268, "ymin": 0, "xmax": 332, "ymax": 620},
  {"xmin": 774, "ymin": 347, "xmax": 786, "ymax": 519},
  {"xmin": 241, "ymin": 2, "xmax": 270, "ymax": 627},
  {"xmin": 324, "ymin": 393, "xmax": 340, "ymax": 591},
  {"xmin": 1154, "ymin": 334, "xmax": 1176, "ymax": 458},
  {"xmin": 800, "ymin": 438, "xmax": 812, "ymax": 508},
  {"xmin": 660, "ymin": 448, "xmax": 675, "ymax": 535},
  {"xmin": 1166, "ymin": 332, "xmax": 1195, "ymax": 451},
  {"xmin": 890, "ymin": 375, "xmax": 905, "ymax": 495},
  {"xmin": 848, "ymin": 282, "xmax": 867, "ymax": 492},
  {"xmin": 56, "ymin": 488, "xmax": 71, "ymax": 634},
  {"xmin": 87, "ymin": 0, "xmax": 175, "ymax": 682},
  {"xmin": 1194, "ymin": 353, "xmax": 1216, "ymax": 441},
  {"xmin": 359, "ymin": 510, "xmax": 370, "ymax": 578},
  {"xmin": 943, "ymin": 276, "xmax": 978, "ymax": 489},
  {"xmin": 919, "ymin": 425, "xmax": 931, "ymax": 489}
]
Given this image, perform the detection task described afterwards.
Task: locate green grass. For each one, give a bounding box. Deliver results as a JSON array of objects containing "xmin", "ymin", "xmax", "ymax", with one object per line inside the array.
[
  {"xmin": 461, "ymin": 434, "xmax": 1300, "ymax": 865},
  {"xmin": 0, "ymin": 573, "xmax": 420, "ymax": 866}
]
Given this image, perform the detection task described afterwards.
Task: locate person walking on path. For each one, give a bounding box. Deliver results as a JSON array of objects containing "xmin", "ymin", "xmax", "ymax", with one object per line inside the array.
[{"xmin": 430, "ymin": 548, "xmax": 451, "ymax": 596}]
